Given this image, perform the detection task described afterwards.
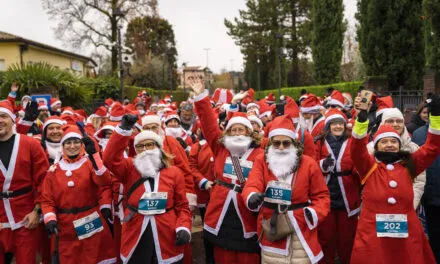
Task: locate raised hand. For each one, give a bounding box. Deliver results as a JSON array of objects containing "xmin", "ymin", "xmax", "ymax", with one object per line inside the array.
[
  {"xmin": 24, "ymin": 101, "xmax": 39, "ymax": 122},
  {"xmin": 232, "ymin": 91, "xmax": 248, "ymax": 104},
  {"xmin": 11, "ymin": 82, "xmax": 19, "ymax": 93},
  {"xmin": 120, "ymin": 114, "xmax": 138, "ymax": 130},
  {"xmin": 187, "ymin": 77, "xmax": 205, "ymax": 96}
]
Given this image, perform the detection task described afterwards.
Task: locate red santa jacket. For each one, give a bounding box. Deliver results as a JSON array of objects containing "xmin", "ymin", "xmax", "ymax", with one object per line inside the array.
[
  {"xmin": 315, "ymin": 137, "xmax": 361, "ymax": 217},
  {"xmin": 0, "ymin": 133, "xmax": 49, "ymax": 230},
  {"xmin": 242, "ymin": 153, "xmax": 330, "ymax": 263},
  {"xmin": 188, "ymin": 140, "xmax": 215, "ymax": 207},
  {"xmin": 102, "ymin": 128, "xmax": 192, "ymax": 263},
  {"xmin": 349, "ymin": 121, "xmax": 440, "ymax": 264},
  {"xmin": 41, "ymin": 156, "xmax": 114, "ymax": 264},
  {"xmin": 194, "ymin": 94, "xmax": 263, "ymax": 239}
]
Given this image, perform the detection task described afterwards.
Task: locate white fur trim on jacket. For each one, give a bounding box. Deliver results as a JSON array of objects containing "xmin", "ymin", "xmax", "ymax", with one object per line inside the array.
[
  {"xmin": 193, "ymin": 89, "xmax": 209, "ymax": 102},
  {"xmin": 304, "ymin": 207, "xmax": 318, "ymax": 230},
  {"xmin": 186, "ymin": 193, "xmax": 197, "ymax": 207}
]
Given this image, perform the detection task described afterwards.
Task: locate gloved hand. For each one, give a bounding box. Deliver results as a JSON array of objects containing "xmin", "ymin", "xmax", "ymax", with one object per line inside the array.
[
  {"xmin": 321, "ymin": 155, "xmax": 335, "ymax": 172},
  {"xmin": 304, "ymin": 208, "xmax": 314, "ymax": 223},
  {"xmin": 24, "ymin": 101, "xmax": 39, "ymax": 122},
  {"xmin": 357, "ymin": 109, "xmax": 368, "ymax": 122},
  {"xmin": 120, "ymin": 114, "xmax": 138, "ymax": 130},
  {"xmin": 100, "ymin": 208, "xmax": 112, "ymax": 221},
  {"xmin": 175, "ymin": 229, "xmax": 191, "ymax": 246},
  {"xmin": 248, "ymin": 193, "xmax": 264, "ymax": 210},
  {"xmin": 45, "ymin": 220, "xmax": 59, "ymax": 235},
  {"xmin": 232, "ymin": 91, "xmax": 248, "ymax": 104},
  {"xmin": 427, "ymin": 94, "xmax": 440, "ymax": 116},
  {"xmin": 82, "ymin": 137, "xmax": 97, "ymax": 155}
]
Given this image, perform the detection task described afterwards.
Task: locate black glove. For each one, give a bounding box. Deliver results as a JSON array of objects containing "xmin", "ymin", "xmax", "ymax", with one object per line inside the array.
[
  {"xmin": 45, "ymin": 220, "xmax": 59, "ymax": 235},
  {"xmin": 82, "ymin": 137, "xmax": 97, "ymax": 155},
  {"xmin": 175, "ymin": 230, "xmax": 191, "ymax": 246},
  {"xmin": 248, "ymin": 193, "xmax": 264, "ymax": 210},
  {"xmin": 100, "ymin": 208, "xmax": 114, "ymax": 237},
  {"xmin": 322, "ymin": 155, "xmax": 335, "ymax": 172},
  {"xmin": 24, "ymin": 101, "xmax": 39, "ymax": 122},
  {"xmin": 305, "ymin": 208, "xmax": 314, "ymax": 223},
  {"xmin": 427, "ymin": 94, "xmax": 440, "ymax": 116},
  {"xmin": 120, "ymin": 114, "xmax": 138, "ymax": 130},
  {"xmin": 357, "ymin": 109, "xmax": 368, "ymax": 122}
]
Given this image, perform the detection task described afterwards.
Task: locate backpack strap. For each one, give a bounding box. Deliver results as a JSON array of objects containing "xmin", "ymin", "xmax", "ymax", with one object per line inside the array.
[
  {"xmin": 361, "ymin": 163, "xmax": 378, "ymax": 185},
  {"xmin": 300, "ymin": 127, "xmax": 305, "ymax": 144}
]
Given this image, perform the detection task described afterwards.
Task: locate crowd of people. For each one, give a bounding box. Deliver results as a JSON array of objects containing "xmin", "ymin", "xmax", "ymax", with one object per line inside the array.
[{"xmin": 0, "ymin": 78, "xmax": 440, "ymax": 264}]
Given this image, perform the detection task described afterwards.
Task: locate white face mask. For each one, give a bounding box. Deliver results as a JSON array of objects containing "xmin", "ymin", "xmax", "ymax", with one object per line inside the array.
[
  {"xmin": 133, "ymin": 148, "xmax": 162, "ymax": 178},
  {"xmin": 267, "ymin": 145, "xmax": 298, "ymax": 181},
  {"xmin": 223, "ymin": 135, "xmax": 252, "ymax": 157},
  {"xmin": 165, "ymin": 127, "xmax": 183, "ymax": 138}
]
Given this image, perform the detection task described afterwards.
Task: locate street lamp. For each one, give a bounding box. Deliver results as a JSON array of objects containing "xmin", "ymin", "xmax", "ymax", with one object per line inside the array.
[
  {"xmin": 167, "ymin": 48, "xmax": 174, "ymax": 91},
  {"xmin": 275, "ymin": 32, "xmax": 282, "ymax": 104},
  {"xmin": 113, "ymin": 7, "xmax": 125, "ymax": 101},
  {"xmin": 182, "ymin": 62, "xmax": 187, "ymax": 93},
  {"xmin": 257, "ymin": 58, "xmax": 261, "ymax": 92}
]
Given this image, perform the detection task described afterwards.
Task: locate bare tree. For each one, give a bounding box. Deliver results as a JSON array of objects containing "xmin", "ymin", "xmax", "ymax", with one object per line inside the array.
[{"xmin": 41, "ymin": 0, "xmax": 158, "ymax": 73}]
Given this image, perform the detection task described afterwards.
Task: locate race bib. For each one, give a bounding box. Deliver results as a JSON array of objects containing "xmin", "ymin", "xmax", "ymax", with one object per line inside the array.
[
  {"xmin": 223, "ymin": 158, "xmax": 253, "ymax": 180},
  {"xmin": 376, "ymin": 214, "xmax": 408, "ymax": 238},
  {"xmin": 73, "ymin": 211, "xmax": 103, "ymax": 240},
  {"xmin": 138, "ymin": 192, "xmax": 168, "ymax": 216},
  {"xmin": 264, "ymin": 181, "xmax": 292, "ymax": 205}
]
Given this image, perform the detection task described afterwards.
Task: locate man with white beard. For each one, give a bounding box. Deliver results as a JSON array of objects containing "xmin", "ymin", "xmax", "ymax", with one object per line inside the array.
[
  {"xmin": 189, "ymin": 79, "xmax": 264, "ymax": 263},
  {"xmin": 103, "ymin": 114, "xmax": 192, "ymax": 263},
  {"xmin": 300, "ymin": 94, "xmax": 325, "ymax": 140},
  {"xmin": 243, "ymin": 115, "xmax": 330, "ymax": 264}
]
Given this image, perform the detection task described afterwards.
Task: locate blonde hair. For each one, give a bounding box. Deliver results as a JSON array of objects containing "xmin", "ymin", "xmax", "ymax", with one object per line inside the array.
[
  {"xmin": 219, "ymin": 127, "xmax": 262, "ymax": 146},
  {"xmin": 161, "ymin": 149, "xmax": 175, "ymax": 168}
]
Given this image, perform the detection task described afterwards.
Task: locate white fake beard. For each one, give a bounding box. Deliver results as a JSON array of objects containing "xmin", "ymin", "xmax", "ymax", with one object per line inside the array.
[
  {"xmin": 99, "ymin": 138, "xmax": 109, "ymax": 151},
  {"xmin": 133, "ymin": 148, "xmax": 162, "ymax": 178},
  {"xmin": 223, "ymin": 135, "xmax": 252, "ymax": 157},
  {"xmin": 45, "ymin": 141, "xmax": 62, "ymax": 163},
  {"xmin": 299, "ymin": 115, "xmax": 313, "ymax": 133},
  {"xmin": 267, "ymin": 145, "xmax": 298, "ymax": 181},
  {"xmin": 165, "ymin": 127, "xmax": 183, "ymax": 139},
  {"xmin": 138, "ymin": 110, "xmax": 145, "ymax": 116}
]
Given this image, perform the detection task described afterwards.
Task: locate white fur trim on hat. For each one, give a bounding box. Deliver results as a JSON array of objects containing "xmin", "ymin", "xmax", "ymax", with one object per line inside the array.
[
  {"xmin": 50, "ymin": 100, "xmax": 61, "ymax": 108},
  {"xmin": 60, "ymin": 132, "xmax": 83, "ymax": 145},
  {"xmin": 109, "ymin": 115, "xmax": 123, "ymax": 122},
  {"xmin": 373, "ymin": 131, "xmax": 401, "ymax": 146},
  {"xmin": 259, "ymin": 111, "xmax": 272, "ymax": 119},
  {"xmin": 325, "ymin": 114, "xmax": 346, "ymax": 125},
  {"xmin": 164, "ymin": 114, "xmax": 180, "ymax": 124},
  {"xmin": 268, "ymin": 128, "xmax": 298, "ymax": 140},
  {"xmin": 142, "ymin": 115, "xmax": 161, "ymax": 126},
  {"xmin": 300, "ymin": 105, "xmax": 321, "ymax": 113},
  {"xmin": 225, "ymin": 116, "xmax": 253, "ymax": 132},
  {"xmin": 246, "ymin": 102, "xmax": 260, "ymax": 110},
  {"xmin": 247, "ymin": 115, "xmax": 263, "ymax": 128},
  {"xmin": 134, "ymin": 130, "xmax": 163, "ymax": 147},
  {"xmin": 43, "ymin": 119, "xmax": 65, "ymax": 131},
  {"xmin": 94, "ymin": 125, "xmax": 115, "ymax": 139},
  {"xmin": 326, "ymin": 98, "xmax": 344, "ymax": 108},
  {"xmin": 0, "ymin": 107, "xmax": 16, "ymax": 121},
  {"xmin": 381, "ymin": 108, "xmax": 404, "ymax": 123},
  {"xmin": 62, "ymin": 110, "xmax": 74, "ymax": 115}
]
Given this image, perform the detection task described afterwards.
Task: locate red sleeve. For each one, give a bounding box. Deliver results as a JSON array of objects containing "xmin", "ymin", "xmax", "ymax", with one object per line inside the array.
[
  {"xmin": 31, "ymin": 139, "xmax": 50, "ymax": 205},
  {"xmin": 194, "ymin": 96, "xmax": 223, "ymax": 155},
  {"xmin": 188, "ymin": 143, "xmax": 204, "ymax": 187},
  {"xmin": 102, "ymin": 126, "xmax": 132, "ymax": 184},
  {"xmin": 41, "ymin": 171, "xmax": 57, "ymax": 221},
  {"xmin": 88, "ymin": 160, "xmax": 113, "ymax": 210},
  {"xmin": 15, "ymin": 119, "xmax": 33, "ymax": 135},
  {"xmin": 350, "ymin": 135, "xmax": 376, "ymax": 180},
  {"xmin": 173, "ymin": 167, "xmax": 192, "ymax": 231},
  {"xmin": 302, "ymin": 130, "xmax": 317, "ymax": 159},
  {"xmin": 242, "ymin": 153, "xmax": 266, "ymax": 211}
]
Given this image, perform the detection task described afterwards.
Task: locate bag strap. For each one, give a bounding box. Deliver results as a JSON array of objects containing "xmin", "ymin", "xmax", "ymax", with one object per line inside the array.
[
  {"xmin": 231, "ymin": 155, "xmax": 246, "ymax": 185},
  {"xmin": 361, "ymin": 163, "xmax": 378, "ymax": 185},
  {"xmin": 126, "ymin": 177, "xmax": 149, "ymax": 201},
  {"xmin": 300, "ymin": 127, "xmax": 305, "ymax": 144}
]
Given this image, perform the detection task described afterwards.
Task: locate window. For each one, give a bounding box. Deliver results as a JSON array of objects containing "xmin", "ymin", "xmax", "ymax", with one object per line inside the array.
[{"xmin": 0, "ymin": 59, "xmax": 5, "ymax": 71}]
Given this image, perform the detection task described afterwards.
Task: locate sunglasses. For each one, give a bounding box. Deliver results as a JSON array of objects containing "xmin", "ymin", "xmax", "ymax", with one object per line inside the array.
[
  {"xmin": 272, "ymin": 140, "xmax": 293, "ymax": 148},
  {"xmin": 135, "ymin": 142, "xmax": 157, "ymax": 150}
]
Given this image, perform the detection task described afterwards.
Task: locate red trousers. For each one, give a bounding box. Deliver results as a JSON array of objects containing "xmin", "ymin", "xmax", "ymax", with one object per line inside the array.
[
  {"xmin": 318, "ymin": 209, "xmax": 358, "ymax": 264},
  {"xmin": 213, "ymin": 246, "xmax": 260, "ymax": 264},
  {"xmin": 37, "ymin": 224, "xmax": 51, "ymax": 264},
  {"xmin": 183, "ymin": 243, "xmax": 193, "ymax": 264},
  {"xmin": 113, "ymin": 217, "xmax": 122, "ymax": 263},
  {"xmin": 0, "ymin": 227, "xmax": 38, "ymax": 264}
]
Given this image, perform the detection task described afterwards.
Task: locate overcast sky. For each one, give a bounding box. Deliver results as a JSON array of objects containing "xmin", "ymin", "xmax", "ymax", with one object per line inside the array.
[{"xmin": 0, "ymin": 0, "xmax": 357, "ymax": 73}]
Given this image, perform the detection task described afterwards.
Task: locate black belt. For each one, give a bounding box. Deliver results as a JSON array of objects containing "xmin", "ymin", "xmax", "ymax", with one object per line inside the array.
[
  {"xmin": 263, "ymin": 201, "xmax": 310, "ymax": 212},
  {"xmin": 57, "ymin": 203, "xmax": 98, "ymax": 214},
  {"xmin": 0, "ymin": 186, "xmax": 32, "ymax": 199},
  {"xmin": 215, "ymin": 179, "xmax": 242, "ymax": 193},
  {"xmin": 330, "ymin": 171, "xmax": 352, "ymax": 177}
]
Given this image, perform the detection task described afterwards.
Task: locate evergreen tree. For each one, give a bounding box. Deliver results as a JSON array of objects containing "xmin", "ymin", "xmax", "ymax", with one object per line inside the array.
[
  {"xmin": 423, "ymin": 0, "xmax": 440, "ymax": 73},
  {"xmin": 356, "ymin": 0, "xmax": 425, "ymax": 90},
  {"xmin": 311, "ymin": 0, "xmax": 345, "ymax": 84}
]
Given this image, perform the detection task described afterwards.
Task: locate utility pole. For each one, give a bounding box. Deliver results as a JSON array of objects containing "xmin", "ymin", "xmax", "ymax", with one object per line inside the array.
[{"xmin": 204, "ymin": 48, "xmax": 211, "ymax": 68}]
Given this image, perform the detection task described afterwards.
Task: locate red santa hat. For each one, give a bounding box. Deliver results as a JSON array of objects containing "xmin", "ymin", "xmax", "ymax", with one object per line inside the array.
[
  {"xmin": 212, "ymin": 88, "xmax": 233, "ymax": 104},
  {"xmin": 170, "ymin": 102, "xmax": 178, "ymax": 111},
  {"xmin": 241, "ymin": 88, "xmax": 255, "ymax": 107},
  {"xmin": 325, "ymin": 109, "xmax": 348, "ymax": 126},
  {"xmin": 38, "ymin": 102, "xmax": 48, "ymax": 111},
  {"xmin": 0, "ymin": 100, "xmax": 16, "ymax": 121},
  {"xmin": 246, "ymin": 102, "xmax": 260, "ymax": 111},
  {"xmin": 284, "ymin": 96, "xmax": 300, "ymax": 123},
  {"xmin": 94, "ymin": 106, "xmax": 108, "ymax": 118},
  {"xmin": 373, "ymin": 124, "xmax": 401, "ymax": 147},
  {"xmin": 74, "ymin": 109, "xmax": 87, "ymax": 119},
  {"xmin": 105, "ymin": 98, "xmax": 114, "ymax": 107},
  {"xmin": 225, "ymin": 112, "xmax": 253, "ymax": 132},
  {"xmin": 50, "ymin": 98, "xmax": 61, "ymax": 108},
  {"xmin": 60, "ymin": 114, "xmax": 77, "ymax": 126},
  {"xmin": 43, "ymin": 116, "xmax": 65, "ymax": 131},
  {"xmin": 94, "ymin": 122, "xmax": 116, "ymax": 140},
  {"xmin": 342, "ymin": 92, "xmax": 353, "ymax": 106},
  {"xmin": 141, "ymin": 113, "xmax": 161, "ymax": 126},
  {"xmin": 61, "ymin": 107, "xmax": 74, "ymax": 115},
  {"xmin": 134, "ymin": 130, "xmax": 163, "ymax": 148},
  {"xmin": 164, "ymin": 95, "xmax": 172, "ymax": 103},
  {"xmin": 259, "ymin": 103, "xmax": 273, "ymax": 119},
  {"xmin": 164, "ymin": 111, "xmax": 180, "ymax": 124},
  {"xmin": 376, "ymin": 96, "xmax": 394, "ymax": 117},
  {"xmin": 265, "ymin": 93, "xmax": 275, "ymax": 104},
  {"xmin": 326, "ymin": 90, "xmax": 345, "ymax": 108},
  {"xmin": 158, "ymin": 100, "xmax": 167, "ymax": 107},
  {"xmin": 268, "ymin": 116, "xmax": 297, "ymax": 140},
  {"xmin": 60, "ymin": 125, "xmax": 83, "ymax": 145},
  {"xmin": 150, "ymin": 102, "xmax": 158, "ymax": 108},
  {"xmin": 109, "ymin": 104, "xmax": 124, "ymax": 122},
  {"xmin": 299, "ymin": 94, "xmax": 309, "ymax": 102},
  {"xmin": 300, "ymin": 94, "xmax": 321, "ymax": 113},
  {"xmin": 247, "ymin": 114, "xmax": 263, "ymax": 128}
]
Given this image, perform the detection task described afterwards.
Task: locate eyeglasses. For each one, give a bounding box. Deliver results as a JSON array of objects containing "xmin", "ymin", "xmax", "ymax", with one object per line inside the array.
[
  {"xmin": 230, "ymin": 127, "xmax": 247, "ymax": 135},
  {"xmin": 384, "ymin": 119, "xmax": 404, "ymax": 125},
  {"xmin": 135, "ymin": 142, "xmax": 157, "ymax": 150},
  {"xmin": 272, "ymin": 140, "xmax": 293, "ymax": 148}
]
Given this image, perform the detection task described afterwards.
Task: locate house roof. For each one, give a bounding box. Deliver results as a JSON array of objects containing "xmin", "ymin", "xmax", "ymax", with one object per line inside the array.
[{"xmin": 0, "ymin": 31, "xmax": 97, "ymax": 67}]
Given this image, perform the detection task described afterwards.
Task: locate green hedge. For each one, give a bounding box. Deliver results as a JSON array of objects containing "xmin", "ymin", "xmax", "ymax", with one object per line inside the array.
[{"xmin": 254, "ymin": 81, "xmax": 364, "ymax": 100}]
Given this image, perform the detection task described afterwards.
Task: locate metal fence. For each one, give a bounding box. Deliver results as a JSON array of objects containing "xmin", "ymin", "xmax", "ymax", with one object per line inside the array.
[{"xmin": 381, "ymin": 89, "xmax": 424, "ymax": 111}]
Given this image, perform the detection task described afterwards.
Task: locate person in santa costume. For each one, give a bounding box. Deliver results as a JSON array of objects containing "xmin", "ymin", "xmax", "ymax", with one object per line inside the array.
[
  {"xmin": 314, "ymin": 109, "xmax": 360, "ymax": 264},
  {"xmin": 37, "ymin": 102, "xmax": 50, "ymax": 124},
  {"xmin": 299, "ymin": 94, "xmax": 325, "ymax": 140},
  {"xmin": 179, "ymin": 102, "xmax": 200, "ymax": 144},
  {"xmin": 188, "ymin": 132, "xmax": 215, "ymax": 264},
  {"xmin": 164, "ymin": 111, "xmax": 192, "ymax": 152},
  {"xmin": 242, "ymin": 115, "xmax": 330, "ymax": 264},
  {"xmin": 41, "ymin": 125, "xmax": 115, "ymax": 264},
  {"xmin": 0, "ymin": 100, "xmax": 50, "ymax": 263},
  {"xmin": 49, "ymin": 98, "xmax": 62, "ymax": 116},
  {"xmin": 348, "ymin": 94, "xmax": 440, "ymax": 264},
  {"xmin": 189, "ymin": 79, "xmax": 263, "ymax": 263},
  {"xmin": 102, "ymin": 114, "xmax": 192, "ymax": 263},
  {"xmin": 94, "ymin": 122, "xmax": 116, "ymax": 152}
]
